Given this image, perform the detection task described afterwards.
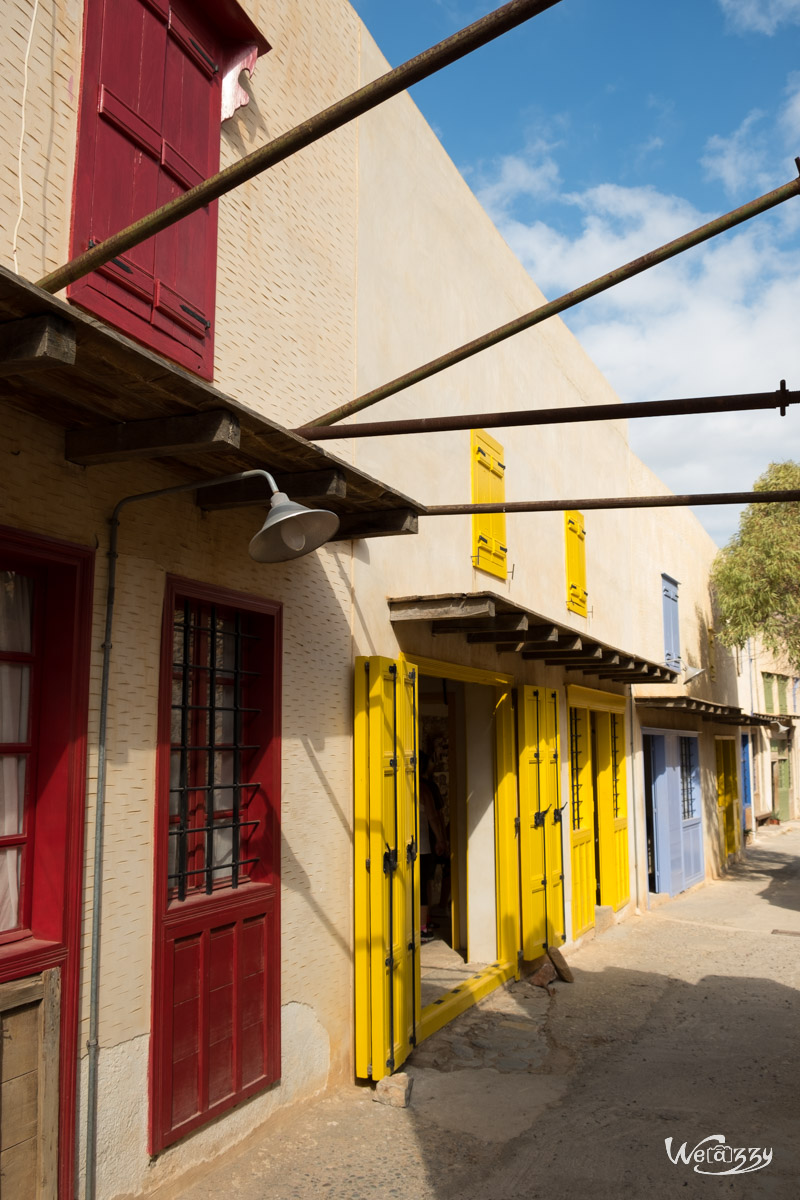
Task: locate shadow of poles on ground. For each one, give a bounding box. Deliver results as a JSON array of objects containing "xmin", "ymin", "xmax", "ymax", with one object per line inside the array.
[{"xmin": 400, "ymin": 962, "xmax": 799, "ymax": 1200}]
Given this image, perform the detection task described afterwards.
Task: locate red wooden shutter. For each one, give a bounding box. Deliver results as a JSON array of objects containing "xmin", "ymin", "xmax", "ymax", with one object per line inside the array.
[{"xmin": 71, "ymin": 0, "xmax": 220, "ymax": 378}]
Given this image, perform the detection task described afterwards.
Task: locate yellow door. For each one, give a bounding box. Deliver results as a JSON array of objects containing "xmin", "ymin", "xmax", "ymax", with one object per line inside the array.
[
  {"xmin": 518, "ymin": 687, "xmax": 565, "ymax": 958},
  {"xmin": 568, "ymin": 706, "xmax": 596, "ymax": 938},
  {"xmin": 715, "ymin": 739, "xmax": 739, "ymax": 857},
  {"xmin": 595, "ymin": 711, "xmax": 630, "ymax": 911},
  {"xmin": 354, "ymin": 657, "xmax": 420, "ymax": 1081}
]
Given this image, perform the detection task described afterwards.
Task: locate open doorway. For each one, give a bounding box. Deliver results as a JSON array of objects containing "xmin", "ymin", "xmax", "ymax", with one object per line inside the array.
[{"xmin": 418, "ymin": 675, "xmax": 497, "ymax": 1007}]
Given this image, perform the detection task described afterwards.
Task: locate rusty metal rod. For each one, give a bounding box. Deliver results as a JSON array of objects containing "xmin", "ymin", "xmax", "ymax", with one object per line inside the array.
[
  {"xmin": 36, "ymin": 0, "xmax": 565, "ymax": 295},
  {"xmin": 298, "ymin": 383, "xmax": 798, "ymax": 440},
  {"xmin": 306, "ymin": 166, "xmax": 800, "ymax": 429},
  {"xmin": 424, "ymin": 490, "xmax": 800, "ymax": 516}
]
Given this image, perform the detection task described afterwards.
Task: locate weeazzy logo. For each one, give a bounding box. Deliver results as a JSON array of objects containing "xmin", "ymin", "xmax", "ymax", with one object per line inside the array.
[{"xmin": 665, "ymin": 1135, "xmax": 772, "ymax": 1175}]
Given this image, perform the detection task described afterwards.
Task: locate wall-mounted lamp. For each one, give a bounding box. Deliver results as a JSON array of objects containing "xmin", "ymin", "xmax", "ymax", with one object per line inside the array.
[
  {"xmin": 84, "ymin": 468, "xmax": 338, "ymax": 1197},
  {"xmin": 684, "ymin": 666, "xmax": 707, "ymax": 683},
  {"xmin": 249, "ymin": 475, "xmax": 339, "ymax": 561}
]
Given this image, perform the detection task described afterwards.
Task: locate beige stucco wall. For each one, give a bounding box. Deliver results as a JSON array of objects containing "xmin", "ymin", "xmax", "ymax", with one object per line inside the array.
[
  {"xmin": 0, "ymin": 0, "xmax": 753, "ymax": 1193},
  {"xmin": 0, "ymin": 404, "xmax": 357, "ymax": 1195}
]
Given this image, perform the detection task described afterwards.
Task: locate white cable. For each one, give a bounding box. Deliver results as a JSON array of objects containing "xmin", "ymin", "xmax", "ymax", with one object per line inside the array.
[{"xmin": 12, "ymin": 0, "xmax": 42, "ymax": 274}]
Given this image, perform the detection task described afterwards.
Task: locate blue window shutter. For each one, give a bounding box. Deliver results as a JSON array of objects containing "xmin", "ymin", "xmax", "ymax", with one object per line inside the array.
[{"xmin": 662, "ymin": 575, "xmax": 680, "ymax": 669}]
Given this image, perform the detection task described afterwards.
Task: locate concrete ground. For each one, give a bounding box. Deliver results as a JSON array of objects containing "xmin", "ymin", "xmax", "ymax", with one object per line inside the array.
[{"xmin": 156, "ymin": 823, "xmax": 800, "ymax": 1200}]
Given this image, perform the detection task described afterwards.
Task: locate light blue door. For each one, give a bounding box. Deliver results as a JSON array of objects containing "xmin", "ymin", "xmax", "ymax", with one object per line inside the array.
[
  {"xmin": 646, "ymin": 732, "xmax": 703, "ymax": 896},
  {"xmin": 678, "ymin": 736, "xmax": 703, "ymax": 888}
]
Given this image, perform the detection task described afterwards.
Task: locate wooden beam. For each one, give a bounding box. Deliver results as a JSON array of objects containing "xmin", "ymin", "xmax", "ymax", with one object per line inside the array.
[
  {"xmin": 197, "ymin": 469, "xmax": 346, "ymax": 509},
  {"xmin": 433, "ymin": 612, "xmax": 528, "ymax": 637},
  {"xmin": 525, "ymin": 624, "xmax": 560, "ymax": 643},
  {"xmin": 67, "ymin": 409, "xmax": 240, "ymax": 465},
  {"xmin": 0, "ymin": 314, "xmax": 76, "ymax": 374},
  {"xmin": 521, "ymin": 636, "xmax": 583, "ymax": 658},
  {"xmin": 467, "ymin": 618, "xmax": 531, "ymax": 643},
  {"xmin": 531, "ymin": 647, "xmax": 605, "ymax": 665},
  {"xmin": 390, "ymin": 595, "xmax": 495, "ymax": 623},
  {"xmin": 332, "ymin": 509, "xmax": 418, "ymax": 541}
]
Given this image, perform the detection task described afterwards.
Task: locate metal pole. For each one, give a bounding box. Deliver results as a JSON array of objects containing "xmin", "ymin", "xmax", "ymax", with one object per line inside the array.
[
  {"xmin": 422, "ymin": 489, "xmax": 800, "ymax": 516},
  {"xmin": 83, "ymin": 470, "xmax": 276, "ymax": 1200},
  {"xmin": 306, "ymin": 165, "xmax": 800, "ymax": 429},
  {"xmin": 298, "ymin": 382, "xmax": 798, "ymax": 441},
  {"xmin": 37, "ymin": 0, "xmax": 564, "ymax": 296}
]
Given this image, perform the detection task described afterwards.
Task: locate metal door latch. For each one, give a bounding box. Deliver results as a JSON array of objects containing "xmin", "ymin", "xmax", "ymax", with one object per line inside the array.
[
  {"xmin": 533, "ymin": 806, "xmax": 551, "ymax": 829},
  {"xmin": 553, "ymin": 800, "xmax": 569, "ymax": 824}
]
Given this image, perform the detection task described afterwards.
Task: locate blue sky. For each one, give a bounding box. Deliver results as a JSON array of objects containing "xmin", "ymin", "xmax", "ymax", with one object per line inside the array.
[{"xmin": 349, "ymin": 0, "xmax": 800, "ymax": 546}]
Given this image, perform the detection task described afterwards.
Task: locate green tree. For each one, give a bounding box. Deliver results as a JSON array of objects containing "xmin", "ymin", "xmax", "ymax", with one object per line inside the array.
[{"xmin": 710, "ymin": 461, "xmax": 800, "ymax": 671}]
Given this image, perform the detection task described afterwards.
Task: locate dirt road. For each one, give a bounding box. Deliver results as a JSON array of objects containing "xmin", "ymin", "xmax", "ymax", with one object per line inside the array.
[{"xmin": 158, "ymin": 824, "xmax": 800, "ymax": 1200}]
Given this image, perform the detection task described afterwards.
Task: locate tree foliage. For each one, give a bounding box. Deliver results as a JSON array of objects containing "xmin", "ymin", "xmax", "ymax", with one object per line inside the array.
[{"xmin": 710, "ymin": 461, "xmax": 800, "ymax": 671}]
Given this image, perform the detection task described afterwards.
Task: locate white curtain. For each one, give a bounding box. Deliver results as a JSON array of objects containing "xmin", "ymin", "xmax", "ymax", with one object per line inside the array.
[{"xmin": 0, "ymin": 571, "xmax": 33, "ymax": 930}]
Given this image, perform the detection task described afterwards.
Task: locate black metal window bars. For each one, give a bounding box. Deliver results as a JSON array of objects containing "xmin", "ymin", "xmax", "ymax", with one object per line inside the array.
[
  {"xmin": 169, "ymin": 600, "xmax": 261, "ymax": 900},
  {"xmin": 569, "ymin": 708, "xmax": 582, "ymax": 832},
  {"xmin": 679, "ymin": 737, "xmax": 696, "ymax": 821},
  {"xmin": 610, "ymin": 714, "xmax": 622, "ymax": 820}
]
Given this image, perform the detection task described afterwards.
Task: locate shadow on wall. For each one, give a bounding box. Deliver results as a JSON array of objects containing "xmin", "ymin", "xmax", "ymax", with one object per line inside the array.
[{"xmin": 398, "ymin": 961, "xmax": 799, "ymax": 1199}]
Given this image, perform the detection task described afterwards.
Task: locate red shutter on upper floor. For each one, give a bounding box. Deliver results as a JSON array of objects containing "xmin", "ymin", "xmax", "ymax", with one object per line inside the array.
[{"xmin": 70, "ymin": 0, "xmax": 221, "ymax": 378}]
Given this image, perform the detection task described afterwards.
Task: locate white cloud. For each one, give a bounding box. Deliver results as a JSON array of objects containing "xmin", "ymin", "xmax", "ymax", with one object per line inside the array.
[
  {"xmin": 473, "ymin": 124, "xmax": 800, "ymax": 546},
  {"xmin": 718, "ymin": 0, "xmax": 800, "ymax": 33},
  {"xmin": 700, "ymin": 110, "xmax": 772, "ymax": 195},
  {"xmin": 779, "ymin": 73, "xmax": 800, "ymax": 146}
]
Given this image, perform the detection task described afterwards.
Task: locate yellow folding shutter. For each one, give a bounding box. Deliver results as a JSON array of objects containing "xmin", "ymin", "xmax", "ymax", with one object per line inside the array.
[
  {"xmin": 517, "ymin": 687, "xmax": 565, "ymax": 959},
  {"xmin": 354, "ymin": 656, "xmax": 420, "ymax": 1081},
  {"xmin": 715, "ymin": 738, "xmax": 739, "ymax": 857},
  {"xmin": 565, "ymin": 511, "xmax": 587, "ymax": 616},
  {"xmin": 594, "ymin": 711, "xmax": 630, "ymax": 911},
  {"xmin": 568, "ymin": 705, "xmax": 595, "ymax": 938},
  {"xmin": 471, "ymin": 429, "xmax": 507, "ymax": 579}
]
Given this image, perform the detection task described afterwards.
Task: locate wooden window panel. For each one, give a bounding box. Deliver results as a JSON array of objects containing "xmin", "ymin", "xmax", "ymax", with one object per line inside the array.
[
  {"xmin": 565, "ymin": 511, "xmax": 587, "ymax": 617},
  {"xmin": 70, "ymin": 0, "xmax": 221, "ymax": 378},
  {"xmin": 152, "ymin": 578, "xmax": 281, "ymax": 1153},
  {"xmin": 471, "ymin": 429, "xmax": 507, "ymax": 579}
]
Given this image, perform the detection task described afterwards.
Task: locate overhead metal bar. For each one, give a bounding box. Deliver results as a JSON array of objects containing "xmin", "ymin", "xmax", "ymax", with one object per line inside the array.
[
  {"xmin": 305, "ymin": 164, "xmax": 800, "ymax": 430},
  {"xmin": 298, "ymin": 381, "xmax": 798, "ymax": 440},
  {"xmin": 423, "ymin": 489, "xmax": 800, "ymax": 516},
  {"xmin": 36, "ymin": 0, "xmax": 565, "ymax": 295}
]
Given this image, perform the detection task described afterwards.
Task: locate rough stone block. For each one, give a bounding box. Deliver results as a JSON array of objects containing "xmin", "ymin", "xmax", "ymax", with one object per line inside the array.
[
  {"xmin": 373, "ymin": 1072, "xmax": 413, "ymax": 1108},
  {"xmin": 529, "ymin": 959, "xmax": 557, "ymax": 989},
  {"xmin": 546, "ymin": 946, "xmax": 574, "ymax": 983}
]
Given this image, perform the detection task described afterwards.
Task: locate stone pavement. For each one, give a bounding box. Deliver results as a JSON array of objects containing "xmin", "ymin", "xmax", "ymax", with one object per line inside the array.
[{"xmin": 155, "ymin": 823, "xmax": 800, "ymax": 1200}]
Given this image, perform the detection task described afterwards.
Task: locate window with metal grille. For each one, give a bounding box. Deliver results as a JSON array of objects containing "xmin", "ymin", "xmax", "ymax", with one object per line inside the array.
[
  {"xmin": 169, "ymin": 598, "xmax": 264, "ymax": 900},
  {"xmin": 569, "ymin": 707, "xmax": 582, "ymax": 831},
  {"xmin": 679, "ymin": 736, "xmax": 698, "ymax": 821},
  {"xmin": 610, "ymin": 713, "xmax": 621, "ymax": 819}
]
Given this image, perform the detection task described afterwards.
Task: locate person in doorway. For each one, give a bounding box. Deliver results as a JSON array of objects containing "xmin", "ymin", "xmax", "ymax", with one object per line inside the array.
[{"xmin": 419, "ymin": 750, "xmax": 448, "ymax": 942}]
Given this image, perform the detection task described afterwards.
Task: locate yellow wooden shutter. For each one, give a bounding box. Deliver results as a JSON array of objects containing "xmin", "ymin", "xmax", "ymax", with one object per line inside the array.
[
  {"xmin": 471, "ymin": 429, "xmax": 507, "ymax": 579},
  {"xmin": 568, "ymin": 705, "xmax": 595, "ymax": 938},
  {"xmin": 518, "ymin": 687, "xmax": 565, "ymax": 959},
  {"xmin": 354, "ymin": 656, "xmax": 420, "ymax": 1081},
  {"xmin": 565, "ymin": 510, "xmax": 587, "ymax": 616}
]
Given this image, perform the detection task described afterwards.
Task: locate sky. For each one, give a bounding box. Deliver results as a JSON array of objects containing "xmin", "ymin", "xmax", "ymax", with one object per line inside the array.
[{"xmin": 348, "ymin": 0, "xmax": 800, "ymax": 547}]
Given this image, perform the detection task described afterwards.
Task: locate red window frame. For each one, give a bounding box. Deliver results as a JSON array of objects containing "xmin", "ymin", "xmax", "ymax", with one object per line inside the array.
[
  {"xmin": 0, "ymin": 525, "xmax": 93, "ymax": 1200},
  {"xmin": 151, "ymin": 576, "xmax": 281, "ymax": 1152}
]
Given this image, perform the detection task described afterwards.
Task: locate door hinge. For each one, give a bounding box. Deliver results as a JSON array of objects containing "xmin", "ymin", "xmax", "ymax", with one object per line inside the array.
[
  {"xmin": 383, "ymin": 847, "xmax": 398, "ymax": 874},
  {"xmin": 533, "ymin": 806, "xmax": 551, "ymax": 829},
  {"xmin": 407, "ymin": 838, "xmax": 418, "ymax": 864},
  {"xmin": 514, "ymin": 816, "xmax": 520, "ymax": 835}
]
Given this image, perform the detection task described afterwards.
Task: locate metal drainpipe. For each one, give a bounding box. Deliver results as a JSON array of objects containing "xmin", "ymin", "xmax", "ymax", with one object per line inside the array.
[{"xmin": 82, "ymin": 469, "xmax": 277, "ymax": 1200}]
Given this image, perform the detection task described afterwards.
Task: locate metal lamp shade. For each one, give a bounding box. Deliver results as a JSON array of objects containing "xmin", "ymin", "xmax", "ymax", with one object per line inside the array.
[{"xmin": 248, "ymin": 492, "xmax": 340, "ymax": 562}]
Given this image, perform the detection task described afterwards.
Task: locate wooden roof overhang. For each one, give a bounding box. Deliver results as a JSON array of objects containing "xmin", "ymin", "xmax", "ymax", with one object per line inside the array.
[
  {"xmin": 0, "ymin": 266, "xmax": 424, "ymax": 540},
  {"xmin": 635, "ymin": 696, "xmax": 772, "ymax": 726},
  {"xmin": 388, "ymin": 591, "xmax": 678, "ymax": 683}
]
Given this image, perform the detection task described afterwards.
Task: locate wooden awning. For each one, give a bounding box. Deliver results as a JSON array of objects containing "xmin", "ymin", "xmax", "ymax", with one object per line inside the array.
[
  {"xmin": 636, "ymin": 697, "xmax": 771, "ymax": 725},
  {"xmin": 0, "ymin": 266, "xmax": 423, "ymax": 540},
  {"xmin": 388, "ymin": 591, "xmax": 678, "ymax": 683}
]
